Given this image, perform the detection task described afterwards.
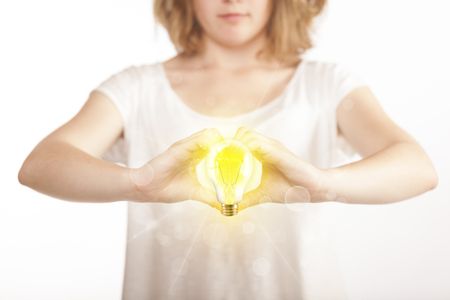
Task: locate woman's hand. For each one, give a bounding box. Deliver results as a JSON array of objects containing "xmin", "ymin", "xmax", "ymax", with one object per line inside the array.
[
  {"xmin": 128, "ymin": 128, "xmax": 224, "ymax": 210},
  {"xmin": 233, "ymin": 127, "xmax": 326, "ymax": 210}
]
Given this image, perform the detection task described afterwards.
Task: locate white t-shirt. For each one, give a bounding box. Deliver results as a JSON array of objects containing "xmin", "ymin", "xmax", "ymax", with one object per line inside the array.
[{"xmin": 94, "ymin": 58, "xmax": 367, "ymax": 300}]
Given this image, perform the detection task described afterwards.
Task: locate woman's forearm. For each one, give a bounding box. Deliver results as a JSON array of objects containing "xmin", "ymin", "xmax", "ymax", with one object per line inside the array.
[
  {"xmin": 316, "ymin": 142, "xmax": 439, "ymax": 204},
  {"xmin": 18, "ymin": 140, "xmax": 138, "ymax": 203}
]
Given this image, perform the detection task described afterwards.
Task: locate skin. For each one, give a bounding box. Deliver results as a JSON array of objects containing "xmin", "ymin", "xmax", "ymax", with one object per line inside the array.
[
  {"xmin": 128, "ymin": 0, "xmax": 318, "ymax": 209},
  {"xmin": 190, "ymin": 0, "xmax": 273, "ymax": 68},
  {"xmin": 18, "ymin": 0, "xmax": 439, "ymax": 211},
  {"xmin": 128, "ymin": 0, "xmax": 439, "ymax": 208}
]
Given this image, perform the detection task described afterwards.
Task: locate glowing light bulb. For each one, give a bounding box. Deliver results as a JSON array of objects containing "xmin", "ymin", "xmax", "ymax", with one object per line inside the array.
[{"xmin": 196, "ymin": 138, "xmax": 262, "ymax": 216}]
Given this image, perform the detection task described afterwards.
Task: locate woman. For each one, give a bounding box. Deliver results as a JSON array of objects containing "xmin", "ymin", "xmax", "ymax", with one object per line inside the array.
[{"xmin": 18, "ymin": 0, "xmax": 438, "ymax": 299}]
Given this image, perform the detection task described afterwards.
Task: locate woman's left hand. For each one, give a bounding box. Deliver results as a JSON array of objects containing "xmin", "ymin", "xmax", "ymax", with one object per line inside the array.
[{"xmin": 233, "ymin": 126, "xmax": 327, "ymax": 210}]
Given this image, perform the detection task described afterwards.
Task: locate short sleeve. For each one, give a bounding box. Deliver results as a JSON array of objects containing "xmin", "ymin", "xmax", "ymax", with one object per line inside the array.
[
  {"xmin": 93, "ymin": 65, "xmax": 141, "ymax": 128},
  {"xmin": 331, "ymin": 62, "xmax": 368, "ymax": 109},
  {"xmin": 92, "ymin": 65, "xmax": 141, "ymax": 165},
  {"xmin": 328, "ymin": 62, "xmax": 368, "ymax": 165}
]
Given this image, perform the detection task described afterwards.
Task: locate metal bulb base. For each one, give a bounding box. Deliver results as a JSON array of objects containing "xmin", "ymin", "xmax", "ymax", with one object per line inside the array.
[{"xmin": 221, "ymin": 203, "xmax": 238, "ymax": 216}]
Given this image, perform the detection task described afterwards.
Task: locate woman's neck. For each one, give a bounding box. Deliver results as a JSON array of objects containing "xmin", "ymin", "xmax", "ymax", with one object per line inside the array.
[{"xmin": 185, "ymin": 34, "xmax": 280, "ymax": 71}]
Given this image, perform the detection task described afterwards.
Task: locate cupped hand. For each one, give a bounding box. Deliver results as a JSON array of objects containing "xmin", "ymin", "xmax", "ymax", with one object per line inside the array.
[
  {"xmin": 233, "ymin": 127, "xmax": 326, "ymax": 210},
  {"xmin": 128, "ymin": 128, "xmax": 224, "ymax": 210}
]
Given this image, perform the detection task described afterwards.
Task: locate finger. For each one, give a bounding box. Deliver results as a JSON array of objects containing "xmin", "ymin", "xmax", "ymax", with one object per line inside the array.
[
  {"xmin": 233, "ymin": 126, "xmax": 252, "ymax": 141},
  {"xmin": 240, "ymin": 129, "xmax": 279, "ymax": 147},
  {"xmin": 189, "ymin": 185, "xmax": 222, "ymax": 211},
  {"xmin": 242, "ymin": 136, "xmax": 282, "ymax": 165},
  {"xmin": 169, "ymin": 128, "xmax": 224, "ymax": 161},
  {"xmin": 238, "ymin": 130, "xmax": 296, "ymax": 166},
  {"xmin": 239, "ymin": 189, "xmax": 267, "ymax": 211},
  {"xmin": 170, "ymin": 128, "xmax": 218, "ymax": 149},
  {"xmin": 234, "ymin": 127, "xmax": 273, "ymax": 147},
  {"xmin": 233, "ymin": 128, "xmax": 266, "ymax": 156},
  {"xmin": 235, "ymin": 128, "xmax": 274, "ymax": 152},
  {"xmin": 245, "ymin": 136, "xmax": 312, "ymax": 184}
]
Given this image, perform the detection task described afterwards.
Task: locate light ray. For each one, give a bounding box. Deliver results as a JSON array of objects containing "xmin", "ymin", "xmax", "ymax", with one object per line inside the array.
[{"xmin": 168, "ymin": 208, "xmax": 214, "ymax": 295}]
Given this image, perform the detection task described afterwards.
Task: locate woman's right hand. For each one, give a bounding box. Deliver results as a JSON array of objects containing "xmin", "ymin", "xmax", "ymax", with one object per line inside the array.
[{"xmin": 128, "ymin": 128, "xmax": 224, "ymax": 210}]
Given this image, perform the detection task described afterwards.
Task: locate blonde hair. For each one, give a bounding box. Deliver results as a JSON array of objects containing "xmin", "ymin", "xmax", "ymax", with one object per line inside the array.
[{"xmin": 153, "ymin": 0, "xmax": 327, "ymax": 65}]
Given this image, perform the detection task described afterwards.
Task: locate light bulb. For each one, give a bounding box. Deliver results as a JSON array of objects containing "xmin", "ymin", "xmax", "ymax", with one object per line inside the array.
[{"xmin": 196, "ymin": 138, "xmax": 262, "ymax": 216}]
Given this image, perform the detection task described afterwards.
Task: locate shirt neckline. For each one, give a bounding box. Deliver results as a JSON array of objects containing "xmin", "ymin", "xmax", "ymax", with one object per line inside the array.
[{"xmin": 157, "ymin": 59, "xmax": 306, "ymax": 122}]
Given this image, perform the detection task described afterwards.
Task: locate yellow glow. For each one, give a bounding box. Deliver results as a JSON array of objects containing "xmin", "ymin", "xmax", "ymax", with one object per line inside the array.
[{"xmin": 196, "ymin": 138, "xmax": 262, "ymax": 215}]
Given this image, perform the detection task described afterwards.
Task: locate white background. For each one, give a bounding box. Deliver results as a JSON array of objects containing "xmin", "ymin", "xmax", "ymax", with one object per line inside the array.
[{"xmin": 1, "ymin": 0, "xmax": 449, "ymax": 299}]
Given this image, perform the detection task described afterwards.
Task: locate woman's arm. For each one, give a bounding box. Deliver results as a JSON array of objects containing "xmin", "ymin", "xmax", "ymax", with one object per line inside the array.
[
  {"xmin": 233, "ymin": 85, "xmax": 438, "ymax": 207},
  {"xmin": 317, "ymin": 86, "xmax": 439, "ymax": 204},
  {"xmin": 18, "ymin": 91, "xmax": 139, "ymax": 203},
  {"xmin": 319, "ymin": 141, "xmax": 438, "ymax": 204},
  {"xmin": 18, "ymin": 90, "xmax": 224, "ymax": 207},
  {"xmin": 18, "ymin": 139, "xmax": 137, "ymax": 203}
]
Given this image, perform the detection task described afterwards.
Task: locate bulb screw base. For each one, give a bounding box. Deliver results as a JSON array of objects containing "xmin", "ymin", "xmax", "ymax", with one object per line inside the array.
[{"xmin": 221, "ymin": 203, "xmax": 238, "ymax": 216}]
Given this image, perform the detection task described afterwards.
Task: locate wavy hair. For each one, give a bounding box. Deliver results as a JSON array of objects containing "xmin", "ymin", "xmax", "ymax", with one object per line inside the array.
[{"xmin": 153, "ymin": 0, "xmax": 327, "ymax": 65}]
